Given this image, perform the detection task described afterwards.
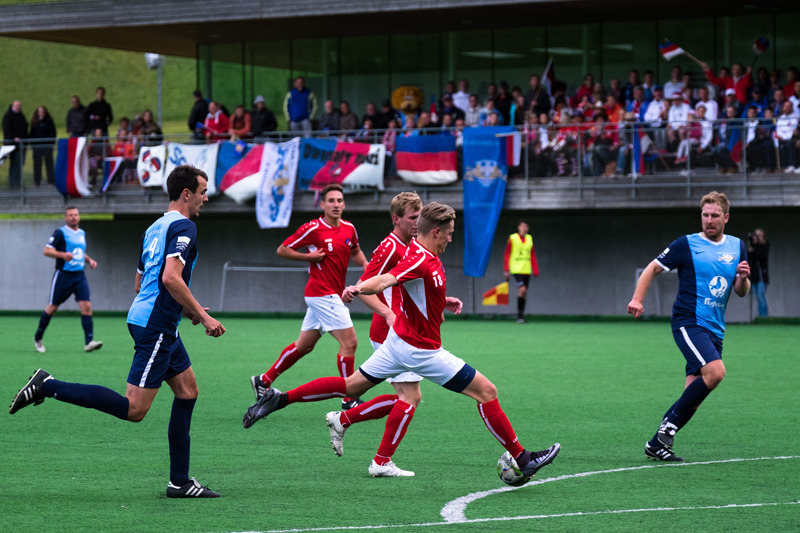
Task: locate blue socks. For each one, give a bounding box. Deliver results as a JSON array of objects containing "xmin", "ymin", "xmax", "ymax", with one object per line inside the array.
[
  {"xmin": 81, "ymin": 315, "xmax": 93, "ymax": 345},
  {"xmin": 168, "ymin": 398, "xmax": 196, "ymax": 486},
  {"xmin": 666, "ymin": 377, "xmax": 712, "ymax": 428},
  {"xmin": 34, "ymin": 311, "xmax": 52, "ymax": 341},
  {"xmin": 43, "ymin": 379, "xmax": 129, "ymax": 420}
]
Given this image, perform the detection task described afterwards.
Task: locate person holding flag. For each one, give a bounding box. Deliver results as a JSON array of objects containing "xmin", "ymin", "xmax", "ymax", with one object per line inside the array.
[{"xmin": 503, "ymin": 220, "xmax": 539, "ymax": 323}]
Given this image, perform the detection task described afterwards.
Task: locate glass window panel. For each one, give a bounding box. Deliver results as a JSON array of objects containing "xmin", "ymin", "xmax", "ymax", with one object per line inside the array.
[
  {"xmin": 391, "ymin": 32, "xmax": 442, "ymax": 112},
  {"xmin": 340, "ymin": 35, "xmax": 389, "ymax": 120},
  {"xmin": 494, "ymin": 26, "xmax": 546, "ymax": 101},
  {"xmin": 601, "ymin": 21, "xmax": 657, "ymax": 92},
  {"xmin": 546, "ymin": 23, "xmax": 601, "ymax": 98},
  {"xmin": 657, "ymin": 18, "xmax": 714, "ymax": 88},
  {"xmin": 775, "ymin": 12, "xmax": 800, "ymax": 77},
  {"xmin": 245, "ymin": 40, "xmax": 292, "ymax": 128},
  {"xmin": 209, "ymin": 43, "xmax": 244, "ymax": 112},
  {"xmin": 447, "ymin": 29, "xmax": 492, "ymax": 98}
]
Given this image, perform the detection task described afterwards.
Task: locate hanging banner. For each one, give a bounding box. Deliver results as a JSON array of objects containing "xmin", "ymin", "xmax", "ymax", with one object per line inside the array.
[
  {"xmin": 137, "ymin": 144, "xmax": 167, "ymax": 188},
  {"xmin": 462, "ymin": 126, "xmax": 512, "ymax": 277},
  {"xmin": 165, "ymin": 142, "xmax": 220, "ymax": 195},
  {"xmin": 55, "ymin": 137, "xmax": 92, "ymax": 197},
  {"xmin": 297, "ymin": 138, "xmax": 384, "ymax": 191},
  {"xmin": 395, "ymin": 135, "xmax": 458, "ymax": 185},
  {"xmin": 256, "ymin": 138, "xmax": 301, "ymax": 229}
]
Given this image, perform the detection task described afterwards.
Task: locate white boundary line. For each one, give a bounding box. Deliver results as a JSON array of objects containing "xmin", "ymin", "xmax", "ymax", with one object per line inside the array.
[{"xmin": 250, "ymin": 455, "xmax": 800, "ymax": 533}]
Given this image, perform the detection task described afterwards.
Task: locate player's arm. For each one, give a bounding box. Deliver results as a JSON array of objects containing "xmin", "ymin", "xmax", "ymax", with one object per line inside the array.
[
  {"xmin": 84, "ymin": 253, "xmax": 97, "ymax": 269},
  {"xmin": 350, "ymin": 245, "xmax": 368, "ymax": 270},
  {"xmin": 357, "ymin": 292, "xmax": 395, "ymax": 327},
  {"xmin": 627, "ymin": 260, "xmax": 665, "ymax": 319},
  {"xmin": 162, "ymin": 257, "xmax": 225, "ymax": 337},
  {"xmin": 277, "ymin": 244, "xmax": 325, "ymax": 263},
  {"xmin": 734, "ymin": 261, "xmax": 751, "ymax": 297},
  {"xmin": 343, "ymin": 273, "xmax": 398, "ymax": 302},
  {"xmin": 43, "ymin": 246, "xmax": 73, "ymax": 261},
  {"xmin": 445, "ymin": 296, "xmax": 463, "ymax": 315},
  {"xmin": 134, "ymin": 271, "xmax": 142, "ymax": 293},
  {"xmin": 503, "ymin": 238, "xmax": 512, "ymax": 280}
]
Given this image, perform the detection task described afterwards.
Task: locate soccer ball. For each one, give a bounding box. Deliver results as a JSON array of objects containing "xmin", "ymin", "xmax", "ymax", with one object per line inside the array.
[{"xmin": 497, "ymin": 451, "xmax": 531, "ymax": 487}]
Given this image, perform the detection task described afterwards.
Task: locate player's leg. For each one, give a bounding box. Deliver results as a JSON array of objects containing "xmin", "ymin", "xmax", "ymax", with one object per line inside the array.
[
  {"xmin": 329, "ymin": 326, "xmax": 362, "ymax": 408},
  {"xmin": 33, "ymin": 271, "xmax": 64, "ymax": 352},
  {"xmin": 368, "ymin": 380, "xmax": 422, "ymax": 477},
  {"xmin": 514, "ymin": 274, "xmax": 530, "ymax": 323},
  {"xmin": 76, "ymin": 274, "xmax": 102, "ymax": 352}
]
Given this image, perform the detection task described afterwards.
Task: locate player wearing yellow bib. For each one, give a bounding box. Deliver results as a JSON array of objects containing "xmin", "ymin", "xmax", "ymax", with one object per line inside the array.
[{"xmin": 503, "ymin": 221, "xmax": 539, "ymax": 323}]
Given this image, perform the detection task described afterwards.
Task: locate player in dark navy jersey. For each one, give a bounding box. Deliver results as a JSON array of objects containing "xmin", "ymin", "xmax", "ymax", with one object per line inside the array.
[
  {"xmin": 628, "ymin": 191, "xmax": 750, "ymax": 462},
  {"xmin": 10, "ymin": 166, "xmax": 226, "ymax": 499},
  {"xmin": 33, "ymin": 206, "xmax": 102, "ymax": 353}
]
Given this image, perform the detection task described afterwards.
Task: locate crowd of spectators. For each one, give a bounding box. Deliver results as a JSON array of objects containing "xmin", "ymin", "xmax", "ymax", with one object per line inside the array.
[{"xmin": 7, "ymin": 63, "xmax": 800, "ymax": 189}]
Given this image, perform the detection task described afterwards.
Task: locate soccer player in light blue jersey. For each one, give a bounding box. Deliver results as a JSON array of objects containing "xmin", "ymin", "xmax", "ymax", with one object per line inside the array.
[
  {"xmin": 10, "ymin": 165, "xmax": 226, "ymax": 498},
  {"xmin": 33, "ymin": 206, "xmax": 102, "ymax": 353},
  {"xmin": 628, "ymin": 191, "xmax": 750, "ymax": 462}
]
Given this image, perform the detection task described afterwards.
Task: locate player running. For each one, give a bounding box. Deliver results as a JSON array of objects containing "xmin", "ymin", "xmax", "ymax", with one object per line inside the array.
[
  {"xmin": 324, "ymin": 192, "xmax": 425, "ymax": 476},
  {"xmin": 250, "ymin": 183, "xmax": 368, "ymax": 410},
  {"xmin": 33, "ymin": 206, "xmax": 103, "ymax": 353},
  {"xmin": 628, "ymin": 191, "xmax": 750, "ymax": 462},
  {"xmin": 243, "ymin": 202, "xmax": 560, "ymax": 479},
  {"xmin": 10, "ymin": 166, "xmax": 225, "ymax": 498}
]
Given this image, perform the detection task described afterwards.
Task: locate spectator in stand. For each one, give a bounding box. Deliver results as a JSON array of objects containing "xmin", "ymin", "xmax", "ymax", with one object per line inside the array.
[
  {"xmin": 465, "ymin": 94, "xmax": 482, "ymax": 127},
  {"xmin": 682, "ymin": 73, "xmax": 699, "ymax": 106},
  {"xmin": 788, "ymin": 82, "xmax": 800, "ymax": 118},
  {"xmin": 767, "ymin": 70, "xmax": 782, "ymax": 102},
  {"xmin": 667, "ymin": 92, "xmax": 692, "ymax": 153},
  {"xmin": 229, "ymin": 105, "xmax": 252, "ymax": 140},
  {"xmin": 318, "ymin": 99, "xmax": 341, "ymax": 133},
  {"xmin": 643, "ymin": 85, "xmax": 667, "ymax": 148},
  {"xmin": 116, "ymin": 117, "xmax": 131, "ymax": 139},
  {"xmin": 608, "ymin": 78, "xmax": 622, "ymax": 103},
  {"xmin": 354, "ymin": 118, "xmax": 374, "ymax": 142},
  {"xmin": 744, "ymin": 105, "xmax": 774, "ymax": 173},
  {"xmin": 2, "ymin": 100, "xmax": 27, "ymax": 188},
  {"xmin": 576, "ymin": 95, "xmax": 594, "ymax": 119},
  {"xmin": 753, "ymin": 67, "xmax": 770, "ymax": 99},
  {"xmin": 703, "ymin": 62, "xmax": 752, "ymax": 105},
  {"xmin": 615, "ymin": 111, "xmax": 637, "ymax": 176},
  {"xmin": 663, "ymin": 66, "xmax": 684, "ymax": 99},
  {"xmin": 622, "ymin": 69, "xmax": 640, "ymax": 107},
  {"xmin": 29, "ymin": 106, "xmax": 57, "ymax": 186},
  {"xmin": 747, "ymin": 228, "xmax": 770, "ymax": 317},
  {"xmin": 675, "ymin": 110, "xmax": 702, "ymax": 171},
  {"xmin": 87, "ymin": 128, "xmax": 110, "ymax": 188},
  {"xmin": 510, "ymin": 94, "xmax": 527, "ymax": 126},
  {"xmin": 452, "ymin": 79, "xmax": 470, "ymax": 113},
  {"xmin": 606, "ymin": 94, "xmax": 623, "ymax": 123},
  {"xmin": 626, "ymin": 85, "xmax": 646, "ymax": 119},
  {"xmin": 642, "ymin": 70, "xmax": 655, "ymax": 102},
  {"xmin": 481, "ymin": 99, "xmax": 499, "ymax": 126},
  {"xmin": 495, "ymin": 81, "xmax": 513, "ymax": 126},
  {"xmin": 87, "ymin": 87, "xmax": 113, "ymax": 137},
  {"xmin": 770, "ymin": 88, "xmax": 786, "ymax": 116},
  {"xmin": 743, "ymin": 87, "xmax": 768, "ymax": 117},
  {"xmin": 204, "ymin": 101, "xmax": 229, "ymax": 142},
  {"xmin": 112, "ymin": 126, "xmax": 137, "ymax": 183},
  {"xmin": 783, "ymin": 67, "xmax": 798, "ymax": 98},
  {"xmin": 723, "ymin": 88, "xmax": 740, "ymax": 116},
  {"xmin": 437, "ymin": 94, "xmax": 465, "ymax": 123},
  {"xmin": 453, "ymin": 117, "xmax": 466, "ymax": 147},
  {"xmin": 378, "ymin": 99, "xmax": 401, "ymax": 130},
  {"xmin": 695, "ymin": 86, "xmax": 718, "ymax": 121},
  {"xmin": 439, "ymin": 113, "xmax": 454, "ymax": 134},
  {"xmin": 251, "ymin": 95, "xmax": 278, "ymax": 140},
  {"xmin": 584, "ymin": 113, "xmax": 619, "ymax": 177},
  {"xmin": 188, "ymin": 90, "xmax": 209, "ymax": 142},
  {"xmin": 711, "ymin": 105, "xmax": 743, "ymax": 174},
  {"xmin": 417, "ymin": 111, "xmax": 435, "ymax": 134},
  {"xmin": 362, "ymin": 102, "xmax": 382, "ymax": 130},
  {"xmin": 139, "ymin": 109, "xmax": 163, "ymax": 147},
  {"xmin": 575, "ymin": 74, "xmax": 594, "ymax": 103},
  {"xmin": 283, "ymin": 76, "xmax": 318, "ymax": 137},
  {"xmin": 486, "ymin": 82, "xmax": 499, "ymax": 103},
  {"xmin": 695, "ymin": 105, "xmax": 714, "ymax": 157},
  {"xmin": 486, "ymin": 111, "xmax": 501, "ymax": 127},
  {"xmin": 593, "ymin": 82, "xmax": 606, "ymax": 100},
  {"xmin": 440, "ymin": 81, "xmax": 456, "ymax": 107},
  {"xmin": 382, "ymin": 118, "xmax": 397, "ymax": 155},
  {"xmin": 66, "ymin": 95, "xmax": 88, "ymax": 138},
  {"xmin": 524, "ymin": 74, "xmax": 551, "ymax": 117},
  {"xmin": 776, "ymin": 101, "xmax": 799, "ymax": 173},
  {"xmin": 338, "ymin": 101, "xmax": 359, "ymax": 134},
  {"xmin": 550, "ymin": 81, "xmax": 567, "ymax": 110}
]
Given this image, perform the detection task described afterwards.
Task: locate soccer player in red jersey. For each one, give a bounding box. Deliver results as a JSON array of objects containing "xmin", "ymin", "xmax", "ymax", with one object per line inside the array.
[
  {"xmin": 323, "ymin": 192, "xmax": 425, "ymax": 474},
  {"xmin": 244, "ymin": 202, "xmax": 560, "ymax": 479},
  {"xmin": 250, "ymin": 183, "xmax": 368, "ymax": 410}
]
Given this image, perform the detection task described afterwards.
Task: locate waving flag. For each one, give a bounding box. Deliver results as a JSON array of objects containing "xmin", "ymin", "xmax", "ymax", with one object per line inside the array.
[
  {"xmin": 727, "ymin": 124, "xmax": 743, "ymax": 164},
  {"xmin": 102, "ymin": 156, "xmax": 123, "ymax": 192},
  {"xmin": 631, "ymin": 124, "xmax": 652, "ymax": 177},
  {"xmin": 297, "ymin": 138, "xmax": 384, "ymax": 191},
  {"xmin": 0, "ymin": 145, "xmax": 14, "ymax": 166},
  {"xmin": 753, "ymin": 37, "xmax": 770, "ymax": 55},
  {"xmin": 137, "ymin": 144, "xmax": 167, "ymax": 187},
  {"xmin": 218, "ymin": 144, "xmax": 264, "ymax": 203},
  {"xmin": 165, "ymin": 143, "xmax": 220, "ymax": 195},
  {"xmin": 482, "ymin": 282, "xmax": 509, "ymax": 306},
  {"xmin": 216, "ymin": 141, "xmax": 250, "ymax": 190},
  {"xmin": 256, "ymin": 138, "xmax": 301, "ymax": 229},
  {"xmin": 395, "ymin": 135, "xmax": 458, "ymax": 185},
  {"xmin": 55, "ymin": 137, "xmax": 92, "ymax": 197},
  {"xmin": 659, "ymin": 41, "xmax": 685, "ymax": 61}
]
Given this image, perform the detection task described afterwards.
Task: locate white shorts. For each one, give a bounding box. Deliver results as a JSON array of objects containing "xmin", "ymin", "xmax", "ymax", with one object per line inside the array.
[
  {"xmin": 361, "ymin": 329, "xmax": 465, "ymax": 387},
  {"xmin": 301, "ymin": 295, "xmax": 353, "ymax": 333},
  {"xmin": 370, "ymin": 339, "xmax": 424, "ymax": 384}
]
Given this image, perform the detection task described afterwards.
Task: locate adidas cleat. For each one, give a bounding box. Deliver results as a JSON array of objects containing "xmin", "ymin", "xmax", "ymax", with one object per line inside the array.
[
  {"xmin": 645, "ymin": 441, "xmax": 684, "ymax": 462},
  {"xmin": 325, "ymin": 411, "xmax": 346, "ymax": 457},
  {"xmin": 242, "ymin": 387, "xmax": 282, "ymax": 429},
  {"xmin": 34, "ymin": 338, "xmax": 46, "ymax": 353},
  {"xmin": 518, "ymin": 443, "xmax": 561, "ymax": 478},
  {"xmin": 9, "ymin": 369, "xmax": 53, "ymax": 414},
  {"xmin": 250, "ymin": 375, "xmax": 267, "ymax": 400},
  {"xmin": 166, "ymin": 477, "xmax": 220, "ymax": 498},
  {"xmin": 84, "ymin": 340, "xmax": 103, "ymax": 352},
  {"xmin": 657, "ymin": 417, "xmax": 679, "ymax": 448},
  {"xmin": 368, "ymin": 460, "xmax": 415, "ymax": 477},
  {"xmin": 342, "ymin": 397, "xmax": 364, "ymax": 411}
]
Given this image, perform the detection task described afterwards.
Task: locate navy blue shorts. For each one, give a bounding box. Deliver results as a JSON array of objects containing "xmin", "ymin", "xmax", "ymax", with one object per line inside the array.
[
  {"xmin": 512, "ymin": 274, "xmax": 531, "ymax": 288},
  {"xmin": 127, "ymin": 324, "xmax": 192, "ymax": 389},
  {"xmin": 672, "ymin": 325, "xmax": 723, "ymax": 376},
  {"xmin": 49, "ymin": 270, "xmax": 90, "ymax": 305}
]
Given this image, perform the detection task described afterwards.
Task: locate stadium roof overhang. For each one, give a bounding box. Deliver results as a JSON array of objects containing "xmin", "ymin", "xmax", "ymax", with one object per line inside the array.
[{"xmin": 0, "ymin": 0, "xmax": 796, "ymax": 57}]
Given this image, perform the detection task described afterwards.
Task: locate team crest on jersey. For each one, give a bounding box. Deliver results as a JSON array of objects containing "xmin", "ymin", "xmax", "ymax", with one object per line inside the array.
[
  {"xmin": 709, "ymin": 276, "xmax": 728, "ymax": 298},
  {"xmin": 717, "ymin": 253, "xmax": 735, "ymax": 264}
]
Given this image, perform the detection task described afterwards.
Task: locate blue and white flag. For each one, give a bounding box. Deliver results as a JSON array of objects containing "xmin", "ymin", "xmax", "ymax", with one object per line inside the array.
[
  {"xmin": 165, "ymin": 143, "xmax": 220, "ymax": 195},
  {"xmin": 0, "ymin": 145, "xmax": 15, "ymax": 166},
  {"xmin": 462, "ymin": 126, "xmax": 511, "ymax": 277},
  {"xmin": 256, "ymin": 138, "xmax": 301, "ymax": 229}
]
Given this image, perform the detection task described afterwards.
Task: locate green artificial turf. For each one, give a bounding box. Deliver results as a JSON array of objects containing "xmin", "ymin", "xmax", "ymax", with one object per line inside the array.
[{"xmin": 1, "ymin": 315, "xmax": 798, "ymax": 532}]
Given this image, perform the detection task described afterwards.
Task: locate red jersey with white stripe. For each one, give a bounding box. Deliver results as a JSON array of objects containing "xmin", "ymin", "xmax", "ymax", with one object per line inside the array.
[
  {"xmin": 390, "ymin": 239, "xmax": 446, "ymax": 350},
  {"xmin": 283, "ymin": 217, "xmax": 359, "ymax": 297},
  {"xmin": 362, "ymin": 232, "xmax": 409, "ymax": 344}
]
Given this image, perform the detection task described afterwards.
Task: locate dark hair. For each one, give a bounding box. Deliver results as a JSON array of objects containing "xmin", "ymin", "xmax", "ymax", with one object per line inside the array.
[
  {"xmin": 320, "ymin": 183, "xmax": 343, "ymax": 201},
  {"xmin": 65, "ymin": 206, "xmax": 78, "ymax": 213},
  {"xmin": 96, "ymin": 86, "xmax": 105, "ymax": 93},
  {"xmin": 193, "ymin": 90, "xmax": 203, "ymax": 98},
  {"xmin": 167, "ymin": 165, "xmax": 207, "ymax": 201}
]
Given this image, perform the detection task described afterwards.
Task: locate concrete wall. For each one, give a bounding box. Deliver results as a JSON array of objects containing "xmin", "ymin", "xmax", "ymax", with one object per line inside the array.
[{"xmin": 2, "ymin": 206, "xmax": 797, "ymax": 320}]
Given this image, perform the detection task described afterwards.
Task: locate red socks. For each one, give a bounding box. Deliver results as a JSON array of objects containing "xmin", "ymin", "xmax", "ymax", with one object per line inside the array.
[
  {"xmin": 374, "ymin": 400, "xmax": 415, "ymax": 465},
  {"xmin": 262, "ymin": 343, "xmax": 303, "ymax": 386},
  {"xmin": 341, "ymin": 395, "xmax": 396, "ymax": 427},
  {"xmin": 286, "ymin": 376, "xmax": 347, "ymax": 404},
  {"xmin": 478, "ymin": 399, "xmax": 524, "ymax": 458}
]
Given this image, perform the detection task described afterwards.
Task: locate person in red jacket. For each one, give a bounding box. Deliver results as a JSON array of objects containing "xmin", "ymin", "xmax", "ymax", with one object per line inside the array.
[
  {"xmin": 702, "ymin": 62, "xmax": 752, "ymax": 105},
  {"xmin": 203, "ymin": 101, "xmax": 229, "ymax": 142}
]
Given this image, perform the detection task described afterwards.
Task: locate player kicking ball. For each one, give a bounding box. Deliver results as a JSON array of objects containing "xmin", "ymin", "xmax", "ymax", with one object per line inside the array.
[{"xmin": 243, "ymin": 202, "xmax": 560, "ymax": 478}]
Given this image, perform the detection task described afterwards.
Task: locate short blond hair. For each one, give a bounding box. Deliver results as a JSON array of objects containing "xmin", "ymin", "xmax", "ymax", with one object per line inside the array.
[
  {"xmin": 701, "ymin": 191, "xmax": 730, "ymax": 215},
  {"xmin": 389, "ymin": 192, "xmax": 422, "ymax": 218},
  {"xmin": 417, "ymin": 202, "xmax": 456, "ymax": 235}
]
